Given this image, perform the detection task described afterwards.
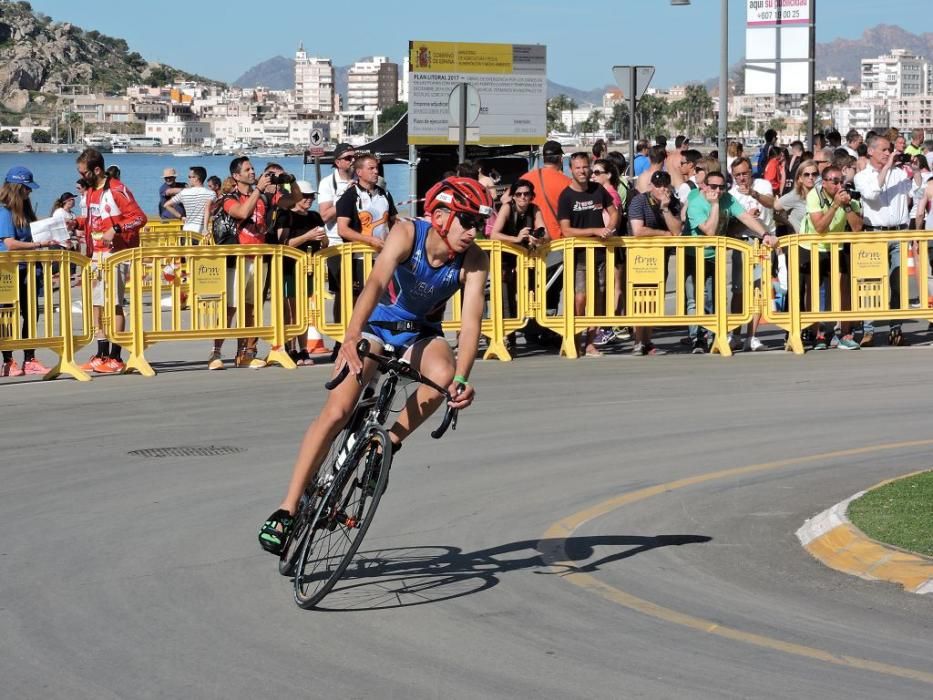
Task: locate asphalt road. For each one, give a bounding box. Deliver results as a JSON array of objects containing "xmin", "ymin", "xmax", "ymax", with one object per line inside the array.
[{"xmin": 2, "ymin": 344, "xmax": 932, "ymax": 699}]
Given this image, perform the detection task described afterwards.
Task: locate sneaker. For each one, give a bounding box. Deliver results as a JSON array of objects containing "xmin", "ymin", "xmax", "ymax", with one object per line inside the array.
[
  {"xmin": 79, "ymin": 355, "xmax": 105, "ymax": 372},
  {"xmin": 592, "ymin": 328, "xmax": 613, "ymax": 348},
  {"xmin": 612, "ymin": 326, "xmax": 633, "ymax": 342},
  {"xmin": 22, "ymin": 358, "xmax": 50, "ymax": 375},
  {"xmin": 207, "ymin": 350, "xmax": 224, "ymax": 370},
  {"xmin": 691, "ymin": 337, "xmax": 707, "ymax": 354},
  {"xmin": 1, "ymin": 359, "xmax": 24, "ymax": 377},
  {"xmin": 235, "ymin": 351, "xmax": 267, "ymax": 369},
  {"xmin": 95, "ymin": 358, "xmax": 125, "ymax": 374},
  {"xmin": 836, "ymin": 334, "xmax": 860, "ymax": 350},
  {"xmin": 813, "ymin": 334, "xmax": 828, "ymax": 351},
  {"xmin": 746, "ymin": 336, "xmax": 764, "ymax": 352},
  {"xmin": 829, "ymin": 334, "xmax": 840, "ymax": 349},
  {"xmin": 859, "ymin": 332, "xmax": 874, "ymax": 348},
  {"xmin": 888, "ymin": 328, "xmax": 909, "ymax": 346},
  {"xmin": 632, "ymin": 342, "xmax": 646, "ymax": 356}
]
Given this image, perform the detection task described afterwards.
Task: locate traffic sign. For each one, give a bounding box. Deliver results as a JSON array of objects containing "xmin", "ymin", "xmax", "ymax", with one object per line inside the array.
[
  {"xmin": 309, "ymin": 128, "xmax": 324, "ymax": 147},
  {"xmin": 448, "ymin": 83, "xmax": 481, "ymax": 126},
  {"xmin": 612, "ymin": 65, "xmax": 656, "ymax": 102}
]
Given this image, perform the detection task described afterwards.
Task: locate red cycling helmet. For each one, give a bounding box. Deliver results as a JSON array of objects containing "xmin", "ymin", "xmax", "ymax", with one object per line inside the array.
[
  {"xmin": 423, "ymin": 176, "xmax": 495, "ymax": 259},
  {"xmin": 424, "ymin": 177, "xmax": 495, "ymax": 218}
]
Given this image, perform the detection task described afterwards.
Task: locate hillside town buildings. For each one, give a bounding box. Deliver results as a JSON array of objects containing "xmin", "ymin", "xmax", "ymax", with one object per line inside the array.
[{"xmin": 3, "ymin": 44, "xmax": 931, "ymax": 147}]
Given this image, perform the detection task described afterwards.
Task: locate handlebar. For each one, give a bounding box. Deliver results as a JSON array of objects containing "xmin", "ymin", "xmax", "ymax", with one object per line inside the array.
[{"xmin": 325, "ymin": 339, "xmax": 463, "ymax": 439}]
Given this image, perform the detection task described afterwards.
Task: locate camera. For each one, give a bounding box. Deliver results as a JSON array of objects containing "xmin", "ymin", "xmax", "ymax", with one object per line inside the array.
[
  {"xmin": 843, "ymin": 183, "xmax": 861, "ymax": 201},
  {"xmin": 530, "ymin": 227, "xmax": 547, "ymax": 239},
  {"xmin": 268, "ymin": 172, "xmax": 296, "ymax": 186}
]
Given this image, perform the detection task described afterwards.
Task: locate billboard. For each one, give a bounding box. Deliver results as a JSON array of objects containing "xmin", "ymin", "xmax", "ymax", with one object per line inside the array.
[
  {"xmin": 744, "ymin": 0, "xmax": 812, "ymax": 95},
  {"xmin": 407, "ymin": 41, "xmax": 547, "ymax": 146}
]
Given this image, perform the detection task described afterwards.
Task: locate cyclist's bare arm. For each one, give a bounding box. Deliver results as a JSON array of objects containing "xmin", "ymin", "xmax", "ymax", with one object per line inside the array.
[
  {"xmin": 449, "ymin": 245, "xmax": 489, "ymax": 409},
  {"xmin": 337, "ymin": 219, "xmax": 416, "ymax": 376}
]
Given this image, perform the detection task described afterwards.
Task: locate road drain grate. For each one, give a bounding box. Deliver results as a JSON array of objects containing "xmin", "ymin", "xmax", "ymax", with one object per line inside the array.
[{"xmin": 128, "ymin": 446, "xmax": 245, "ymax": 458}]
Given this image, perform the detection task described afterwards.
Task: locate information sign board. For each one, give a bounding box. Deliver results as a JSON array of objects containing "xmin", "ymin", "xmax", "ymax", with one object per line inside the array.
[{"xmin": 408, "ymin": 41, "xmax": 547, "ymax": 146}]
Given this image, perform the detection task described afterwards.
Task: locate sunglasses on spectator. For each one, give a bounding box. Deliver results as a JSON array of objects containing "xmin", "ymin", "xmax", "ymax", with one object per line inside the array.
[
  {"xmin": 801, "ymin": 171, "xmax": 818, "ymax": 177},
  {"xmin": 513, "ymin": 191, "xmax": 533, "ymax": 198},
  {"xmin": 591, "ymin": 169, "xmax": 607, "ymax": 175},
  {"xmin": 456, "ymin": 212, "xmax": 486, "ymax": 231},
  {"xmin": 707, "ymin": 183, "xmax": 728, "ymax": 191},
  {"xmin": 337, "ymin": 154, "xmax": 356, "ymax": 161}
]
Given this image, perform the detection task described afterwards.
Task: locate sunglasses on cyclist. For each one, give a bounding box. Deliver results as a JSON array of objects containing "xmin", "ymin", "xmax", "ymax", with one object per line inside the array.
[{"xmin": 456, "ymin": 212, "xmax": 486, "ymax": 231}]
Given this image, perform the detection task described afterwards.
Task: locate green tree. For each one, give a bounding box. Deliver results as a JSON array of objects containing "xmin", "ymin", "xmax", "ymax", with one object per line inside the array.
[
  {"xmin": 0, "ymin": 129, "xmax": 16, "ymax": 143},
  {"xmin": 636, "ymin": 94, "xmax": 669, "ymax": 140},
  {"xmin": 611, "ymin": 102, "xmax": 630, "ymax": 139},
  {"xmin": 547, "ymin": 95, "xmax": 571, "ymax": 132},
  {"xmin": 814, "ymin": 87, "xmax": 848, "ymax": 128},
  {"xmin": 580, "ymin": 109, "xmax": 604, "ymax": 135},
  {"xmin": 758, "ymin": 117, "xmax": 787, "ymax": 138},
  {"xmin": 31, "ymin": 129, "xmax": 51, "ymax": 143},
  {"xmin": 378, "ymin": 101, "xmax": 407, "ymax": 132}
]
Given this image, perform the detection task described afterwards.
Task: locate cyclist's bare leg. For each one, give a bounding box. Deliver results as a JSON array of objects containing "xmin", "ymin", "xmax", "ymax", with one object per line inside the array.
[
  {"xmin": 388, "ymin": 338, "xmax": 455, "ymax": 444},
  {"xmin": 278, "ymin": 352, "xmax": 382, "ymax": 515}
]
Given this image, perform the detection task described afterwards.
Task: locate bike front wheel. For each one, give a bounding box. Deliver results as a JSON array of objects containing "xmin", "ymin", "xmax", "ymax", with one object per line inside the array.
[{"xmin": 293, "ymin": 425, "xmax": 392, "ymax": 609}]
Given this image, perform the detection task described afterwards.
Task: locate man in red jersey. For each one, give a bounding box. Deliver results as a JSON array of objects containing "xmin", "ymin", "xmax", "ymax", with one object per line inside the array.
[{"xmin": 75, "ymin": 148, "xmax": 147, "ymax": 373}]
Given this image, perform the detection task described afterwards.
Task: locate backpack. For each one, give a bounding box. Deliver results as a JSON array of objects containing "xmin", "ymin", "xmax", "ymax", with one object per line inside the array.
[{"xmin": 210, "ymin": 194, "xmax": 240, "ymax": 245}]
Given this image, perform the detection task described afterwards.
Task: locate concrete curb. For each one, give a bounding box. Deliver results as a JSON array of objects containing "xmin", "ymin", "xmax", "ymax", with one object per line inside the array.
[{"xmin": 796, "ymin": 473, "xmax": 933, "ymax": 595}]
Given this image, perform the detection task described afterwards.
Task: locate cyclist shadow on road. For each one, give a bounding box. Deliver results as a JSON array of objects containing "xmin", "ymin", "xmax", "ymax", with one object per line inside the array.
[{"xmin": 311, "ymin": 534, "xmax": 712, "ymax": 612}]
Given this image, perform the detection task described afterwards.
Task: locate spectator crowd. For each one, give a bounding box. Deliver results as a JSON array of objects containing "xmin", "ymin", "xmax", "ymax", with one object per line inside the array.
[{"xmin": 2, "ymin": 125, "xmax": 933, "ymax": 377}]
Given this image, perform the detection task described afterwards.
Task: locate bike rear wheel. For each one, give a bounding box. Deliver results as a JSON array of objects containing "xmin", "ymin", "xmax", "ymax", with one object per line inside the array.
[{"xmin": 293, "ymin": 425, "xmax": 391, "ymax": 609}]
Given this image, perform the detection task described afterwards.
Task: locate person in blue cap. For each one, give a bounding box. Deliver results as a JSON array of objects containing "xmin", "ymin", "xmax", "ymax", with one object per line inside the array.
[{"xmin": 0, "ymin": 166, "xmax": 55, "ymax": 376}]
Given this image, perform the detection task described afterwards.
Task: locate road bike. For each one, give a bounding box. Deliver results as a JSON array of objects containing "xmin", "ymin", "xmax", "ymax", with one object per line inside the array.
[{"xmin": 279, "ymin": 339, "xmax": 460, "ymax": 609}]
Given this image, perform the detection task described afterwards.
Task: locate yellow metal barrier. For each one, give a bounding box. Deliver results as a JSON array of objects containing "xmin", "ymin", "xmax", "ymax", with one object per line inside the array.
[
  {"xmin": 532, "ymin": 237, "xmax": 757, "ymax": 357},
  {"xmin": 444, "ymin": 240, "xmax": 534, "ymax": 361},
  {"xmin": 309, "ymin": 243, "xmax": 376, "ymax": 345},
  {"xmin": 102, "ymin": 245, "xmax": 307, "ymax": 376},
  {"xmin": 761, "ymin": 231, "xmax": 933, "ymax": 354},
  {"xmin": 0, "ymin": 250, "xmax": 94, "ymax": 380},
  {"xmin": 139, "ymin": 230, "xmax": 204, "ymax": 248},
  {"xmin": 307, "ymin": 240, "xmax": 533, "ymax": 360}
]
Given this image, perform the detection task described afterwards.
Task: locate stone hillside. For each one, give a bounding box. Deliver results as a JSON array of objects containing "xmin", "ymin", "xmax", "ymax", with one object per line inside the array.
[{"xmin": 0, "ymin": 0, "xmax": 222, "ymax": 113}]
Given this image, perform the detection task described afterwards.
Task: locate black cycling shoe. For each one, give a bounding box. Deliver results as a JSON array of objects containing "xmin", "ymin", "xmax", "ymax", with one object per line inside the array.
[{"xmin": 258, "ymin": 508, "xmax": 294, "ymax": 554}]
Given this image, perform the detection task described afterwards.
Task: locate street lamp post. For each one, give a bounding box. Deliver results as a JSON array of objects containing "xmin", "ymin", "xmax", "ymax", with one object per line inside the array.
[{"xmin": 672, "ymin": 0, "xmax": 728, "ymax": 173}]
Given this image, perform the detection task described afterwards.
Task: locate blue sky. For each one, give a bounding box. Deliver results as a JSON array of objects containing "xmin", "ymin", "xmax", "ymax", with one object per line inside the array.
[{"xmin": 23, "ymin": 0, "xmax": 928, "ymax": 89}]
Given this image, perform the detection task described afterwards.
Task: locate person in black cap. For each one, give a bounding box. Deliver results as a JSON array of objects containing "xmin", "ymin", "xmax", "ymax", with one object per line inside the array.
[{"xmin": 627, "ymin": 171, "xmax": 683, "ymax": 355}]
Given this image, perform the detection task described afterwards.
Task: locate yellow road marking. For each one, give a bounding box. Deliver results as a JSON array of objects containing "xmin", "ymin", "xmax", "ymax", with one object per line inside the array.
[{"xmin": 540, "ymin": 439, "xmax": 933, "ymax": 685}]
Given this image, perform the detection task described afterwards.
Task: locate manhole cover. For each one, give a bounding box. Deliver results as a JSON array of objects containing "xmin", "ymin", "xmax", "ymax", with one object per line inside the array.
[{"xmin": 128, "ymin": 446, "xmax": 245, "ymax": 458}]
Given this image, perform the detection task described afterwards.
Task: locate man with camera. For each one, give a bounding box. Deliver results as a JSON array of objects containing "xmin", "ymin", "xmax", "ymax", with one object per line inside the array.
[
  {"xmin": 209, "ymin": 156, "xmax": 274, "ymax": 369},
  {"xmin": 801, "ymin": 164, "xmax": 863, "ymax": 350},
  {"xmin": 854, "ymin": 134, "xmax": 913, "ymax": 346}
]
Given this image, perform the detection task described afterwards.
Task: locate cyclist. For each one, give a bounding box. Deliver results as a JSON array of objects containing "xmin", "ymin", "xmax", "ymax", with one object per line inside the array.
[{"xmin": 259, "ymin": 177, "xmax": 492, "ymax": 553}]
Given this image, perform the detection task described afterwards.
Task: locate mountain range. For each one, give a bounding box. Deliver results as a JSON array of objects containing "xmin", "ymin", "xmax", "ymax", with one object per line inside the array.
[
  {"xmin": 1, "ymin": 0, "xmax": 930, "ymax": 118},
  {"xmin": 232, "ymin": 25, "xmax": 933, "ymax": 105}
]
